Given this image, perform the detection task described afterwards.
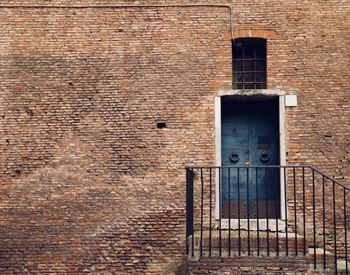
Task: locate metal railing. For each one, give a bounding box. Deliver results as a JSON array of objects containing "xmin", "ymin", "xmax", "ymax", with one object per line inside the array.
[{"xmin": 186, "ymin": 165, "xmax": 349, "ymax": 273}]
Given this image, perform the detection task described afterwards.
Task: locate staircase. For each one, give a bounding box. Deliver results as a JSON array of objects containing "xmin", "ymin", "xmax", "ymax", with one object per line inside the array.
[
  {"xmin": 185, "ymin": 166, "xmax": 350, "ymax": 274},
  {"xmin": 187, "ymin": 229, "xmax": 345, "ymax": 274}
]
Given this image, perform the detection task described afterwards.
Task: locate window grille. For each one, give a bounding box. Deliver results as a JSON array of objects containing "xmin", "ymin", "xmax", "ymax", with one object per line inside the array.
[{"xmin": 233, "ymin": 38, "xmax": 267, "ymax": 89}]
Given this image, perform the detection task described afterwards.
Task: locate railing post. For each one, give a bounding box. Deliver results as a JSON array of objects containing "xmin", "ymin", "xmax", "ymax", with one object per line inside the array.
[{"xmin": 186, "ymin": 168, "xmax": 194, "ymax": 256}]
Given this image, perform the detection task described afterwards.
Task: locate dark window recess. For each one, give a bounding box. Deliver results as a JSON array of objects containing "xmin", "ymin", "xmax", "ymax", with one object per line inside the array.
[
  {"xmin": 232, "ymin": 38, "xmax": 267, "ymax": 89},
  {"xmin": 157, "ymin": 122, "xmax": 167, "ymax": 129}
]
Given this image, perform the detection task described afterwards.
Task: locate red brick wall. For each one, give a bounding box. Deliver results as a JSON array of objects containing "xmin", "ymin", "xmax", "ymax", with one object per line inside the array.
[{"xmin": 0, "ymin": 1, "xmax": 349, "ymax": 273}]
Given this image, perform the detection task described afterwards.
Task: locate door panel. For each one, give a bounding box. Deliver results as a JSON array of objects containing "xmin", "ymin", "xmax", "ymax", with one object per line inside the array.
[{"xmin": 221, "ymin": 99, "xmax": 280, "ymax": 219}]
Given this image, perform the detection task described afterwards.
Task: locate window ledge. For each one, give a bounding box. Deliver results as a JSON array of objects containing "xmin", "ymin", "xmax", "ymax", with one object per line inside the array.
[{"xmin": 218, "ymin": 89, "xmax": 288, "ymax": 97}]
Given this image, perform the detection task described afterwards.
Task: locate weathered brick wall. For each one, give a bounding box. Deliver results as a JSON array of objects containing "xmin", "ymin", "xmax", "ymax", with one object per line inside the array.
[{"xmin": 0, "ymin": 0, "xmax": 349, "ymax": 274}]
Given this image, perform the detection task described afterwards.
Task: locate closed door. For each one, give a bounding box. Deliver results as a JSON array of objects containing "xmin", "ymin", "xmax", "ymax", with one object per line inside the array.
[{"xmin": 221, "ymin": 98, "xmax": 280, "ymax": 219}]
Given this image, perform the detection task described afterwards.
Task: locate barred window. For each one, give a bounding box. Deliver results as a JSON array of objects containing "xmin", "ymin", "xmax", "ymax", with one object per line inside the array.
[{"xmin": 233, "ymin": 38, "xmax": 267, "ymax": 89}]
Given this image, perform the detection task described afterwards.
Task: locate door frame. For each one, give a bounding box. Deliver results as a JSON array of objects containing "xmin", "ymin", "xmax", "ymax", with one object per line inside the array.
[{"xmin": 214, "ymin": 90, "xmax": 287, "ymax": 221}]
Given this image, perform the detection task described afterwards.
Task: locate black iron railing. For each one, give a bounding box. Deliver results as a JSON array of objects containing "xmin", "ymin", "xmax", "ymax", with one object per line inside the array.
[{"xmin": 186, "ymin": 166, "xmax": 349, "ymax": 273}]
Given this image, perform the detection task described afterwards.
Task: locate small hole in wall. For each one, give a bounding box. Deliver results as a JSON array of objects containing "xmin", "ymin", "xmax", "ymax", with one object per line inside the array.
[
  {"xmin": 157, "ymin": 122, "xmax": 167, "ymax": 129},
  {"xmin": 15, "ymin": 169, "xmax": 21, "ymax": 176},
  {"xmin": 25, "ymin": 108, "xmax": 34, "ymax": 117}
]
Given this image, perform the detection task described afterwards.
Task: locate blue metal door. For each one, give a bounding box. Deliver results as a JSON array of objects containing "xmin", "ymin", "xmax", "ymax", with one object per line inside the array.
[{"xmin": 221, "ymin": 98, "xmax": 280, "ymax": 218}]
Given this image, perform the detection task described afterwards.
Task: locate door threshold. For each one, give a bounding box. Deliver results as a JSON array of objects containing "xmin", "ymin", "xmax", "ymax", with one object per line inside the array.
[{"xmin": 216, "ymin": 219, "xmax": 287, "ymax": 232}]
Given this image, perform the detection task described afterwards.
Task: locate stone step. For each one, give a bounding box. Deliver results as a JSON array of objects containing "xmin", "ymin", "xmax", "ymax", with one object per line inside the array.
[
  {"xmin": 188, "ymin": 230, "xmax": 349, "ymax": 273},
  {"xmin": 187, "ymin": 248, "xmax": 348, "ymax": 273},
  {"xmin": 308, "ymin": 247, "xmax": 332, "ymax": 258},
  {"xmin": 188, "ymin": 230, "xmax": 308, "ymax": 255},
  {"xmin": 187, "ymin": 255, "xmax": 315, "ymax": 274},
  {"xmin": 337, "ymin": 259, "xmax": 350, "ymax": 274}
]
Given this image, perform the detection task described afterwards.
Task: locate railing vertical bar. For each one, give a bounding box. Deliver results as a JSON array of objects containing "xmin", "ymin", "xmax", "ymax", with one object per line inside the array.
[
  {"xmin": 322, "ymin": 175, "xmax": 326, "ymax": 270},
  {"xmin": 312, "ymin": 169, "xmax": 316, "ymax": 269},
  {"xmin": 293, "ymin": 167, "xmax": 297, "ymax": 256},
  {"xmin": 275, "ymin": 167, "xmax": 279, "ymax": 256},
  {"xmin": 302, "ymin": 167, "xmax": 306, "ymax": 256},
  {"xmin": 284, "ymin": 166, "xmax": 288, "ymax": 256},
  {"xmin": 185, "ymin": 169, "xmax": 188, "ymax": 255},
  {"xmin": 256, "ymin": 167, "xmax": 260, "ymax": 256},
  {"xmin": 185, "ymin": 168, "xmax": 193, "ymax": 255},
  {"xmin": 200, "ymin": 168, "xmax": 204, "ymax": 257},
  {"xmin": 265, "ymin": 167, "xmax": 270, "ymax": 256},
  {"xmin": 344, "ymin": 188, "xmax": 348, "ymax": 275},
  {"xmin": 192, "ymin": 231, "xmax": 194, "ymax": 257},
  {"xmin": 191, "ymin": 168, "xmax": 195, "ymax": 257},
  {"xmin": 333, "ymin": 180, "xmax": 337, "ymax": 274},
  {"xmin": 247, "ymin": 167, "xmax": 251, "ymax": 256},
  {"xmin": 209, "ymin": 168, "xmax": 212, "ymax": 257},
  {"xmin": 238, "ymin": 167, "xmax": 241, "ymax": 256},
  {"xmin": 228, "ymin": 167, "xmax": 231, "ymax": 256},
  {"xmin": 219, "ymin": 167, "xmax": 222, "ymax": 257}
]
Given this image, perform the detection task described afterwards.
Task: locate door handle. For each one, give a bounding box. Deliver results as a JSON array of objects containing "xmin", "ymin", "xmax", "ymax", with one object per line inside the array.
[
  {"xmin": 230, "ymin": 152, "xmax": 239, "ymax": 163},
  {"xmin": 245, "ymin": 160, "xmax": 250, "ymax": 165},
  {"xmin": 260, "ymin": 151, "xmax": 269, "ymax": 162}
]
